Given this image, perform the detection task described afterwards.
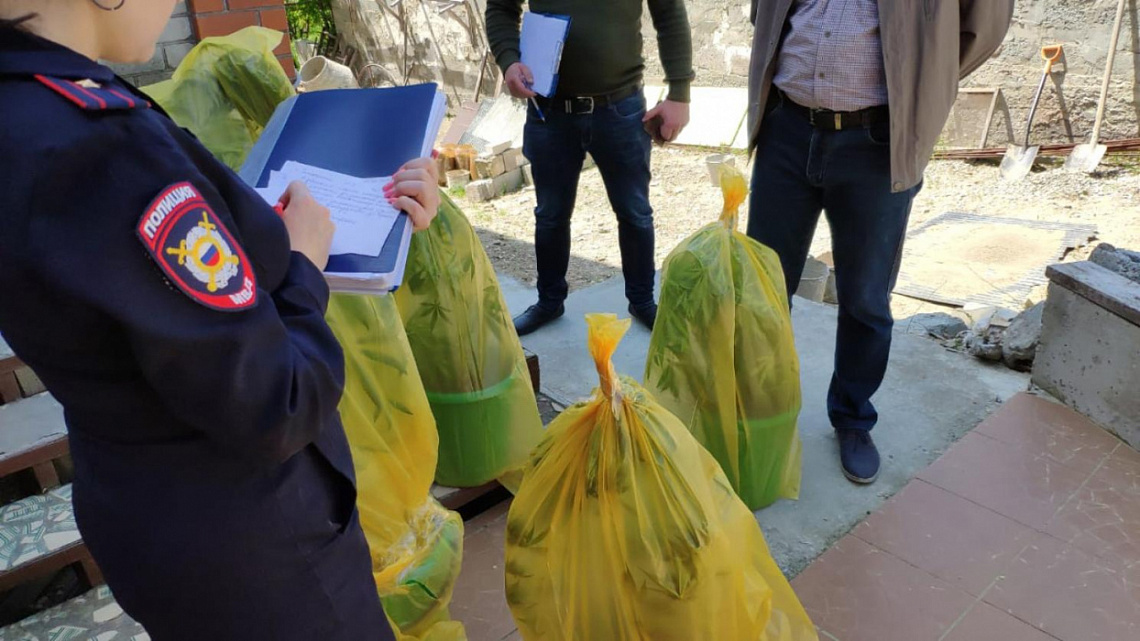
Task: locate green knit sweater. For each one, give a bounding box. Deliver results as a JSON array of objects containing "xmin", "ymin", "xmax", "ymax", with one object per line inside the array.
[{"xmin": 485, "ymin": 0, "xmax": 694, "ymax": 103}]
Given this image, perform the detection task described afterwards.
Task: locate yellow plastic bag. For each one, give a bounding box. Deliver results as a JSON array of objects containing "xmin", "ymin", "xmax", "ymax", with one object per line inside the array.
[
  {"xmin": 325, "ymin": 294, "xmax": 466, "ymax": 641},
  {"xmin": 645, "ymin": 165, "xmax": 803, "ymax": 510},
  {"xmin": 142, "ymin": 27, "xmax": 294, "ymax": 170},
  {"xmin": 394, "ymin": 193, "xmax": 544, "ymax": 488},
  {"xmin": 505, "ymin": 314, "xmax": 818, "ymax": 641}
]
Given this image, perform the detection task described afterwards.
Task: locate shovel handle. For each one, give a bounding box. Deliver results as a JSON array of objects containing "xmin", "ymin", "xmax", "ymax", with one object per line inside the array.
[
  {"xmin": 1091, "ymin": 0, "xmax": 1127, "ymax": 143},
  {"xmin": 1023, "ymin": 45, "xmax": 1064, "ymax": 146}
]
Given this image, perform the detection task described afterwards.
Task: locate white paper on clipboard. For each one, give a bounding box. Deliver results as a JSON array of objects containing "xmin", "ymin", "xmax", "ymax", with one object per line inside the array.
[{"xmin": 520, "ymin": 12, "xmax": 570, "ymax": 97}]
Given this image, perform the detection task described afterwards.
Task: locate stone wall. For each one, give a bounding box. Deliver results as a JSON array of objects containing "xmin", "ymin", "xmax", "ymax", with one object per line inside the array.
[
  {"xmin": 331, "ymin": 0, "xmax": 1140, "ymax": 144},
  {"xmin": 641, "ymin": 0, "xmax": 752, "ymax": 89},
  {"xmin": 112, "ymin": 0, "xmax": 294, "ymax": 86},
  {"xmin": 331, "ymin": 0, "xmax": 496, "ymax": 107},
  {"xmin": 964, "ymin": 0, "xmax": 1140, "ymax": 145},
  {"xmin": 641, "ymin": 0, "xmax": 1140, "ymax": 144},
  {"xmin": 110, "ymin": 1, "xmax": 197, "ymax": 86}
]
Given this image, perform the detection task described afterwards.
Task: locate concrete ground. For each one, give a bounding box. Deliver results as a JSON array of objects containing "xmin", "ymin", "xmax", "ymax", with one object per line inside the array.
[{"xmin": 497, "ymin": 272, "xmax": 1030, "ymax": 575}]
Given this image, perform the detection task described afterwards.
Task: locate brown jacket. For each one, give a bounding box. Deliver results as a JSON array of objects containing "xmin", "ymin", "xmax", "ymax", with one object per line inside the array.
[{"xmin": 749, "ymin": 0, "xmax": 1014, "ymax": 192}]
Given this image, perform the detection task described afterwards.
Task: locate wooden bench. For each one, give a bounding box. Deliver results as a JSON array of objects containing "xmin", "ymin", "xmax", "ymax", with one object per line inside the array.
[
  {"xmin": 0, "ymin": 586, "xmax": 146, "ymax": 640},
  {"xmin": 0, "ymin": 336, "xmax": 45, "ymax": 406},
  {"xmin": 0, "ymin": 393, "xmax": 101, "ymax": 592},
  {"xmin": 0, "ymin": 394, "xmax": 70, "ymax": 493}
]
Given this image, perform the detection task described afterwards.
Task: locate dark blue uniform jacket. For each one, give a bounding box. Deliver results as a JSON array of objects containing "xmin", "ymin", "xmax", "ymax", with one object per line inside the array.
[{"xmin": 0, "ymin": 27, "xmax": 392, "ymax": 640}]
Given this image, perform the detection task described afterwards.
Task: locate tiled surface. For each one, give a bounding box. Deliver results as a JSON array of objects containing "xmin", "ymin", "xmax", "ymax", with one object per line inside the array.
[
  {"xmin": 0, "ymin": 485, "xmax": 81, "ymax": 571},
  {"xmin": 793, "ymin": 392, "xmax": 1140, "ymax": 641},
  {"xmin": 450, "ymin": 500, "xmax": 518, "ymax": 641},
  {"xmin": 0, "ymin": 586, "xmax": 148, "ymax": 640},
  {"xmin": 790, "ymin": 537, "xmax": 976, "ymax": 641},
  {"xmin": 941, "ymin": 603, "xmax": 1058, "ymax": 641},
  {"xmin": 853, "ymin": 479, "xmax": 1034, "ymax": 596},
  {"xmin": 917, "ymin": 431, "xmax": 1089, "ymax": 530}
]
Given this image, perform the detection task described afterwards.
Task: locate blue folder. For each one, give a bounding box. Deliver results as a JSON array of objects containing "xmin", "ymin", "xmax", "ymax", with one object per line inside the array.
[{"xmin": 240, "ymin": 84, "xmax": 445, "ymax": 289}]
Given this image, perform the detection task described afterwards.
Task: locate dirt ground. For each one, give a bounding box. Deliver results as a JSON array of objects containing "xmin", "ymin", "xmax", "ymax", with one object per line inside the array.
[{"xmin": 463, "ymin": 146, "xmax": 1140, "ymax": 319}]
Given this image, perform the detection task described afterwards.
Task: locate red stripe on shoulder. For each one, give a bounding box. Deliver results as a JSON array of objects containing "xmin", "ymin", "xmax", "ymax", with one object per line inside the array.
[
  {"xmin": 34, "ymin": 75, "xmax": 89, "ymax": 109},
  {"xmin": 69, "ymin": 82, "xmax": 108, "ymax": 110}
]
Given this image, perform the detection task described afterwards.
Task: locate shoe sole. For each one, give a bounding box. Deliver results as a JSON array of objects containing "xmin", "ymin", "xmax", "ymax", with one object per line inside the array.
[{"xmin": 842, "ymin": 467, "xmax": 880, "ymax": 485}]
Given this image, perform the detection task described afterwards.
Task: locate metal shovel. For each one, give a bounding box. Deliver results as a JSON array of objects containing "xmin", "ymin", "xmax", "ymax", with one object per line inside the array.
[
  {"xmin": 1066, "ymin": 0, "xmax": 1127, "ymax": 173},
  {"xmin": 1001, "ymin": 45, "xmax": 1064, "ymax": 181}
]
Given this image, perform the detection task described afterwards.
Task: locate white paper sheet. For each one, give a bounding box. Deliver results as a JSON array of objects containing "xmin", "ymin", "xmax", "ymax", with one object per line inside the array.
[
  {"xmin": 521, "ymin": 12, "xmax": 570, "ymax": 97},
  {"xmin": 255, "ymin": 161, "xmax": 398, "ymax": 257}
]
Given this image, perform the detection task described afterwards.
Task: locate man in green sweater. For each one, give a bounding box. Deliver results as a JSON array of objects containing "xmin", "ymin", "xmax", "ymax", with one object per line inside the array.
[{"xmin": 486, "ymin": 0, "xmax": 694, "ymax": 335}]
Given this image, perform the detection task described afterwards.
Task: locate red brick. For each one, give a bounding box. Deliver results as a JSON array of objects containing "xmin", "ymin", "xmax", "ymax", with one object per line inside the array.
[
  {"xmin": 187, "ymin": 0, "xmax": 225, "ymax": 13},
  {"xmin": 259, "ymin": 7, "xmax": 289, "ymax": 34},
  {"xmin": 273, "ymin": 32, "xmax": 293, "ymax": 57},
  {"xmin": 277, "ymin": 54, "xmax": 297, "ymax": 80},
  {"xmin": 228, "ymin": 0, "xmax": 283, "ymax": 10},
  {"xmin": 193, "ymin": 11, "xmax": 259, "ymax": 39}
]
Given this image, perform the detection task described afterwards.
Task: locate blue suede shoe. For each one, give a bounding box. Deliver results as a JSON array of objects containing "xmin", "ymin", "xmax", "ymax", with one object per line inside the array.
[{"xmin": 837, "ymin": 428, "xmax": 880, "ymax": 484}]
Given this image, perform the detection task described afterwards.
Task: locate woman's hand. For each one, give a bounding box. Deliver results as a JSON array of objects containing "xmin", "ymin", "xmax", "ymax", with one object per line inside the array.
[
  {"xmin": 386, "ymin": 156, "xmax": 440, "ymax": 232},
  {"xmin": 278, "ymin": 181, "xmax": 335, "ymax": 270}
]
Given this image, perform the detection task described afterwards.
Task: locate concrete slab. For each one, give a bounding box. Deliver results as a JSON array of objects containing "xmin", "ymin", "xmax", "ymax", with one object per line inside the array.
[
  {"xmin": 671, "ymin": 87, "xmax": 749, "ymax": 150},
  {"xmin": 500, "ymin": 272, "xmax": 1029, "ymax": 576},
  {"xmin": 1034, "ymin": 267, "xmax": 1140, "ymax": 452}
]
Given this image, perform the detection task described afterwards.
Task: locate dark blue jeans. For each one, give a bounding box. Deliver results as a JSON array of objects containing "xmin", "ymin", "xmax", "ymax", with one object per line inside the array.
[
  {"xmin": 522, "ymin": 93, "xmax": 655, "ymax": 309},
  {"xmin": 748, "ymin": 93, "xmax": 920, "ymax": 432}
]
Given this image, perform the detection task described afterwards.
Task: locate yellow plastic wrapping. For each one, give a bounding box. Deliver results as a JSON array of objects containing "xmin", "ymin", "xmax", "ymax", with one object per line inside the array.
[
  {"xmin": 325, "ymin": 294, "xmax": 466, "ymax": 641},
  {"xmin": 142, "ymin": 27, "xmax": 294, "ymax": 170},
  {"xmin": 394, "ymin": 193, "xmax": 544, "ymax": 488},
  {"xmin": 645, "ymin": 165, "xmax": 803, "ymax": 510},
  {"xmin": 505, "ymin": 314, "xmax": 818, "ymax": 641}
]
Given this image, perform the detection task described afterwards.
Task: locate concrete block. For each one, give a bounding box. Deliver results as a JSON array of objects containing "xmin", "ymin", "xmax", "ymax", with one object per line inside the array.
[
  {"xmin": 522, "ymin": 164, "xmax": 534, "ymax": 187},
  {"xmin": 488, "ymin": 140, "xmax": 512, "ymax": 156},
  {"xmin": 446, "ymin": 169, "xmax": 472, "ymax": 190},
  {"xmin": 474, "ymin": 154, "xmax": 506, "ymax": 179},
  {"xmin": 1033, "ymin": 263, "xmax": 1140, "ymax": 451},
  {"xmin": 502, "ymin": 148, "xmax": 525, "ymax": 172},
  {"xmin": 164, "ymin": 42, "xmax": 195, "ymax": 70},
  {"xmin": 583, "ymin": 153, "xmax": 596, "ymax": 171},
  {"xmin": 159, "ymin": 15, "xmax": 193, "ymax": 44},
  {"xmin": 492, "ymin": 168, "xmax": 525, "ymax": 196},
  {"xmin": 466, "ymin": 179, "xmax": 495, "ymax": 203}
]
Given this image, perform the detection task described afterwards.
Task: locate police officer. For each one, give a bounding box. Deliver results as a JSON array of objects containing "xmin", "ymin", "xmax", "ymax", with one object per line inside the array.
[{"xmin": 0, "ymin": 2, "xmax": 439, "ymax": 638}]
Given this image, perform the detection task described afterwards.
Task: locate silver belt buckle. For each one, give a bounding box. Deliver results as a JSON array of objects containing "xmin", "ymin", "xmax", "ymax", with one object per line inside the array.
[{"xmin": 582, "ymin": 97, "xmax": 595, "ymax": 114}]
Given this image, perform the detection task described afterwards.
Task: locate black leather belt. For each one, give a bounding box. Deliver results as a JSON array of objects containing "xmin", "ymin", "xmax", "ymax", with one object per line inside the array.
[
  {"xmin": 540, "ymin": 84, "xmax": 643, "ymax": 114},
  {"xmin": 776, "ymin": 90, "xmax": 889, "ymax": 131}
]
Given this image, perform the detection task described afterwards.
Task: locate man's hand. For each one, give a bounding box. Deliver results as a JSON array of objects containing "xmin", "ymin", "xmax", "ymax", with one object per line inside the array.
[
  {"xmin": 643, "ymin": 100, "xmax": 690, "ymax": 142},
  {"xmin": 505, "ymin": 62, "xmax": 537, "ymax": 99}
]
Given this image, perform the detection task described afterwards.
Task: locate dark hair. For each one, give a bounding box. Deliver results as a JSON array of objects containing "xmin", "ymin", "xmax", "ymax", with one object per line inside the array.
[{"xmin": 0, "ymin": 14, "xmax": 35, "ymax": 29}]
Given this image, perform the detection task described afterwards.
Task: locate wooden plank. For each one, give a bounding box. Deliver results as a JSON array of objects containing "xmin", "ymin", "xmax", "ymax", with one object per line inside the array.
[
  {"xmin": 0, "ymin": 373, "xmax": 20, "ymax": 405},
  {"xmin": 1047, "ymin": 261, "xmax": 1140, "ymax": 328},
  {"xmin": 0, "ymin": 485, "xmax": 99, "ymax": 592},
  {"xmin": 433, "ymin": 480, "xmax": 502, "ymax": 513},
  {"xmin": 524, "ymin": 350, "xmax": 540, "ymax": 395},
  {"xmin": 0, "ymin": 394, "xmax": 70, "ymax": 480},
  {"xmin": 0, "ymin": 542, "xmax": 95, "ymax": 593},
  {"xmin": 14, "ymin": 367, "xmax": 45, "ymax": 397},
  {"xmin": 0, "ymin": 587, "xmax": 141, "ymax": 639}
]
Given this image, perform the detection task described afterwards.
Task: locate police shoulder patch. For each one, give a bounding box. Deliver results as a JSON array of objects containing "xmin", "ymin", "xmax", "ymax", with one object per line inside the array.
[{"xmin": 137, "ymin": 183, "xmax": 258, "ymax": 312}]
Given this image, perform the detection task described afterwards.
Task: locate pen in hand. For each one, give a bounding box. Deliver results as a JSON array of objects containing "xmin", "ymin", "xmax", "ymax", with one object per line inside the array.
[{"xmin": 525, "ymin": 80, "xmax": 546, "ymax": 122}]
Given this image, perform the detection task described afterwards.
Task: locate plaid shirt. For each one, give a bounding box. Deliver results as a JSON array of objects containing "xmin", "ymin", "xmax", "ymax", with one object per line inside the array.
[{"xmin": 773, "ymin": 0, "xmax": 889, "ymax": 112}]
